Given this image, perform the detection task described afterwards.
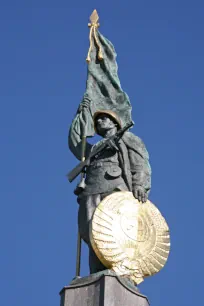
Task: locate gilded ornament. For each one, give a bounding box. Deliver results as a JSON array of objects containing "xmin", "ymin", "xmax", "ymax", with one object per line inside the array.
[
  {"xmin": 86, "ymin": 9, "xmax": 103, "ymax": 63},
  {"xmin": 90, "ymin": 191, "xmax": 170, "ymax": 284}
]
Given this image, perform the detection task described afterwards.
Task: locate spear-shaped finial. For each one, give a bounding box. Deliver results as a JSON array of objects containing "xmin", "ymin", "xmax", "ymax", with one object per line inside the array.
[
  {"xmin": 86, "ymin": 9, "xmax": 103, "ymax": 63},
  {"xmin": 89, "ymin": 9, "xmax": 99, "ymax": 26}
]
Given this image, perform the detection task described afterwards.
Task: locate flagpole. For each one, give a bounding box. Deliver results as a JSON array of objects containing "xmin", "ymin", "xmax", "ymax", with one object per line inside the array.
[
  {"xmin": 75, "ymin": 9, "xmax": 101, "ymax": 278},
  {"xmin": 75, "ymin": 134, "xmax": 86, "ymax": 277}
]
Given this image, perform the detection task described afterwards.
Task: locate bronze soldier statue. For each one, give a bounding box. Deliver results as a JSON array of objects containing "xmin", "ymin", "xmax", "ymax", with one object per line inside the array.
[
  {"xmin": 68, "ymin": 95, "xmax": 151, "ymax": 273},
  {"xmin": 67, "ymin": 10, "xmax": 154, "ymax": 276},
  {"xmin": 66, "ymin": 12, "xmax": 170, "ymax": 296}
]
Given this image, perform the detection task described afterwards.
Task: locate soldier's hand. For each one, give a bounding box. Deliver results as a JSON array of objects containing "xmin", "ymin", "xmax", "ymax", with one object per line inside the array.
[
  {"xmin": 133, "ymin": 186, "xmax": 147, "ymax": 203},
  {"xmin": 77, "ymin": 95, "xmax": 91, "ymax": 113}
]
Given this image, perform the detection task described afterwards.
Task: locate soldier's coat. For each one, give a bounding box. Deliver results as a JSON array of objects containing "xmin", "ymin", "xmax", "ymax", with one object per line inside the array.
[{"xmin": 68, "ymin": 107, "xmax": 151, "ymax": 272}]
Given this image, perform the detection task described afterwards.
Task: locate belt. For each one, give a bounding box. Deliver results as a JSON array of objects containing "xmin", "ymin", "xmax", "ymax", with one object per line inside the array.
[{"xmin": 89, "ymin": 161, "xmax": 119, "ymax": 169}]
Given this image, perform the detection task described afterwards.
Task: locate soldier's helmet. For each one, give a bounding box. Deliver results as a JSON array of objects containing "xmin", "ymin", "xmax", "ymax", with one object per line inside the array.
[{"xmin": 93, "ymin": 110, "xmax": 122, "ymax": 135}]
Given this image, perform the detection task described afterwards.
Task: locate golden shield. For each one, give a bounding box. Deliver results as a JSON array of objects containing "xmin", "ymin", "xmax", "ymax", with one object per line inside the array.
[{"xmin": 90, "ymin": 191, "xmax": 170, "ymax": 285}]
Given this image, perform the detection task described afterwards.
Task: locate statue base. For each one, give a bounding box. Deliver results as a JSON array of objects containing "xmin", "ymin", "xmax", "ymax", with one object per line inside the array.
[{"xmin": 60, "ymin": 270, "xmax": 149, "ymax": 306}]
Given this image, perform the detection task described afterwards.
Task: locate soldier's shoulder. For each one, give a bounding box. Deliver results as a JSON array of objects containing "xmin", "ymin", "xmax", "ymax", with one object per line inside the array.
[
  {"xmin": 122, "ymin": 132, "xmax": 149, "ymax": 159},
  {"xmin": 122, "ymin": 131, "xmax": 144, "ymax": 146}
]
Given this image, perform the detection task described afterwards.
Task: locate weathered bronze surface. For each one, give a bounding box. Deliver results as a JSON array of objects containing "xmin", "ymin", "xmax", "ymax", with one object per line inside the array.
[
  {"xmin": 68, "ymin": 10, "xmax": 170, "ymax": 284},
  {"xmin": 90, "ymin": 191, "xmax": 170, "ymax": 285}
]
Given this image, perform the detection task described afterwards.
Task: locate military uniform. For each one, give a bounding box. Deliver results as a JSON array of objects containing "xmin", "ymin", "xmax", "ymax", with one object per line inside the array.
[{"xmin": 69, "ymin": 107, "xmax": 151, "ymax": 273}]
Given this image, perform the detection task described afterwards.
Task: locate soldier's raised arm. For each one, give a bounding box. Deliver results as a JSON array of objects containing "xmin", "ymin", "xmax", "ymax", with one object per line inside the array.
[{"xmin": 68, "ymin": 95, "xmax": 94, "ymax": 161}]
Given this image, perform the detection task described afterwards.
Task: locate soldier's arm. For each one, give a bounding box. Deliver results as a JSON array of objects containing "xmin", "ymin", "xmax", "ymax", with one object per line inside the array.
[
  {"xmin": 129, "ymin": 150, "xmax": 151, "ymax": 202},
  {"xmin": 68, "ymin": 96, "xmax": 94, "ymax": 161},
  {"xmin": 125, "ymin": 132, "xmax": 151, "ymax": 202}
]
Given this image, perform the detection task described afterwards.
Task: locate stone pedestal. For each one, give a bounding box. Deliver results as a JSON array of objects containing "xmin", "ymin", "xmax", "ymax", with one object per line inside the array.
[{"xmin": 60, "ymin": 272, "xmax": 149, "ymax": 306}]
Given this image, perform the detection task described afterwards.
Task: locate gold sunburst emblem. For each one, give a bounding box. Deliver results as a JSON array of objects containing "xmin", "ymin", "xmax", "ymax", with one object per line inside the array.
[{"xmin": 90, "ymin": 191, "xmax": 170, "ymax": 285}]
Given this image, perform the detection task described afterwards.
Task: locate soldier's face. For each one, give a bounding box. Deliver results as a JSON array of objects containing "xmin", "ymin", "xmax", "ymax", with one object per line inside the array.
[{"xmin": 96, "ymin": 114, "xmax": 116, "ymax": 135}]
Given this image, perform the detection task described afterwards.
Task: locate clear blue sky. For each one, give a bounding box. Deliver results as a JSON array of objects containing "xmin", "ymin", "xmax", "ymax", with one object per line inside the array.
[{"xmin": 0, "ymin": 0, "xmax": 203, "ymax": 305}]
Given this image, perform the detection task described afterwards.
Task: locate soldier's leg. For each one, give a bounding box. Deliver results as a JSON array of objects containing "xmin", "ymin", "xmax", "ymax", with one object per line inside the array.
[
  {"xmin": 78, "ymin": 193, "xmax": 108, "ymax": 273},
  {"xmin": 88, "ymin": 192, "xmax": 113, "ymax": 273},
  {"xmin": 78, "ymin": 193, "xmax": 101, "ymax": 244},
  {"xmin": 89, "ymin": 245, "xmax": 107, "ymax": 274},
  {"xmin": 79, "ymin": 192, "xmax": 119, "ymax": 274}
]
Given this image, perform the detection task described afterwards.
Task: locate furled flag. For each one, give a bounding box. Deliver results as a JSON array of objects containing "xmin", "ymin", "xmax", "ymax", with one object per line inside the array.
[{"xmin": 81, "ymin": 10, "xmax": 132, "ymax": 136}]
